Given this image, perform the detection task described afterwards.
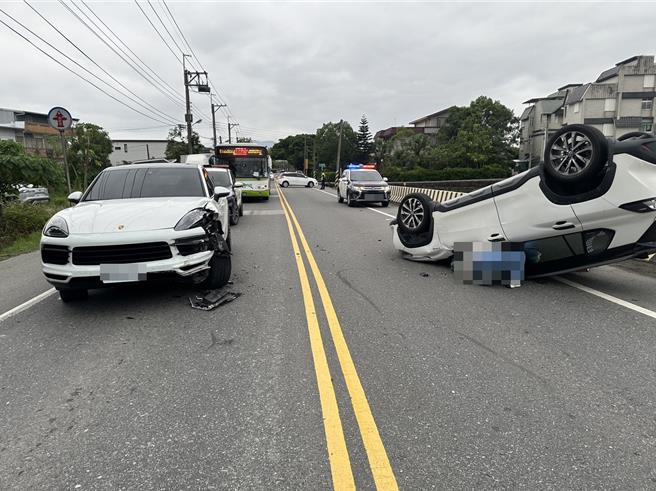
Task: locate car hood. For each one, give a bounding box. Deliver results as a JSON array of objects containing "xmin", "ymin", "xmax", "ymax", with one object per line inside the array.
[
  {"xmin": 56, "ymin": 197, "xmax": 211, "ymax": 234},
  {"xmin": 351, "ymin": 180, "xmax": 388, "ymax": 187}
]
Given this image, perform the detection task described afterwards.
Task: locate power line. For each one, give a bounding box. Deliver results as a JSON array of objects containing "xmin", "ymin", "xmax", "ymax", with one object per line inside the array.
[
  {"xmin": 161, "ymin": 0, "xmax": 234, "ymax": 121},
  {"xmin": 78, "ymin": 0, "xmax": 183, "ymax": 103},
  {"xmin": 0, "ymin": 16, "xmax": 174, "ymax": 126},
  {"xmin": 134, "ymin": 0, "xmax": 180, "ymax": 64},
  {"xmin": 133, "ymin": 0, "xmax": 212, "ymax": 125},
  {"xmin": 58, "ymin": 0, "xmax": 185, "ymax": 110},
  {"xmin": 21, "ymin": 1, "xmax": 180, "ymax": 125}
]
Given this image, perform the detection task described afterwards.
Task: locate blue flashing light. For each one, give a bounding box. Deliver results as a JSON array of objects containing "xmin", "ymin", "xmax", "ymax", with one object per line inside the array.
[{"xmin": 347, "ymin": 163, "xmax": 363, "ymax": 169}]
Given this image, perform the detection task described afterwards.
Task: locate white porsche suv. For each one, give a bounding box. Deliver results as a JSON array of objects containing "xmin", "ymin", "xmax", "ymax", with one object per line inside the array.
[{"xmin": 41, "ymin": 164, "xmax": 232, "ymax": 302}]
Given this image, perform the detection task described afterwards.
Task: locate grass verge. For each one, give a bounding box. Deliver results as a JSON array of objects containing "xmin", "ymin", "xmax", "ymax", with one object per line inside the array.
[{"xmin": 0, "ymin": 230, "xmax": 42, "ymax": 261}]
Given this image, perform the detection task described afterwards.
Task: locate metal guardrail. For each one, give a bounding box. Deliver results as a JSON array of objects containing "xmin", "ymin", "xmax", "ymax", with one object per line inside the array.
[{"xmin": 389, "ymin": 185, "xmax": 465, "ymax": 204}]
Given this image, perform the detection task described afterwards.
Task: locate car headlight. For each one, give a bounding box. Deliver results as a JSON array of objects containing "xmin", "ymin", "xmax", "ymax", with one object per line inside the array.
[
  {"xmin": 43, "ymin": 215, "xmax": 69, "ymax": 237},
  {"xmin": 352, "ymin": 186, "xmax": 364, "ymax": 192},
  {"xmin": 174, "ymin": 208, "xmax": 207, "ymax": 231}
]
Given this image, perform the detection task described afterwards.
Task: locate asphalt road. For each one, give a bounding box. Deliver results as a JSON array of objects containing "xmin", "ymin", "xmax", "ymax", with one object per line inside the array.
[{"xmin": 2, "ymin": 186, "xmax": 656, "ymax": 489}]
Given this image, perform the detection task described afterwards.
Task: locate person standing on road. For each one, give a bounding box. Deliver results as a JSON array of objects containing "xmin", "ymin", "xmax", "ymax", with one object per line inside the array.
[{"xmin": 320, "ymin": 172, "xmax": 326, "ymax": 189}]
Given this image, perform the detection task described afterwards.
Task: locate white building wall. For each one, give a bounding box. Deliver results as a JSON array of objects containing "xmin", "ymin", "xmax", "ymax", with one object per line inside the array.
[
  {"xmin": 109, "ymin": 140, "xmax": 168, "ymax": 165},
  {"xmin": 0, "ymin": 127, "xmax": 17, "ymax": 141}
]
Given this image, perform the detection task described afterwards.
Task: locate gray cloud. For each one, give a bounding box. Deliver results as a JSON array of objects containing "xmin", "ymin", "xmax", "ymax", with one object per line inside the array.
[{"xmin": 1, "ymin": 1, "xmax": 653, "ymax": 144}]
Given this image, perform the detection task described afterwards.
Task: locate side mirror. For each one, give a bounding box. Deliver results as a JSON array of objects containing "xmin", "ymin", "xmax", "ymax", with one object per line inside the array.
[
  {"xmin": 68, "ymin": 191, "xmax": 83, "ymax": 204},
  {"xmin": 234, "ymin": 181, "xmax": 244, "ymax": 188},
  {"xmin": 383, "ymin": 177, "xmax": 389, "ymax": 182},
  {"xmin": 213, "ymin": 186, "xmax": 231, "ymax": 199}
]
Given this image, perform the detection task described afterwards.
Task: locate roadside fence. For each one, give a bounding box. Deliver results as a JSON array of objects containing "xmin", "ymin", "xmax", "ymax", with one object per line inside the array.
[{"xmin": 389, "ymin": 185, "xmax": 465, "ymax": 204}]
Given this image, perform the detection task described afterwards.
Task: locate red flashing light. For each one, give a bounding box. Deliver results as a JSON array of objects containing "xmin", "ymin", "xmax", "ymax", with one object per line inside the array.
[
  {"xmin": 234, "ymin": 147, "xmax": 249, "ymax": 156},
  {"xmin": 363, "ymin": 164, "xmax": 377, "ymax": 169}
]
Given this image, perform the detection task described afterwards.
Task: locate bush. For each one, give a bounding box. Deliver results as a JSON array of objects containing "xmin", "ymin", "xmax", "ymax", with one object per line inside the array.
[
  {"xmin": 0, "ymin": 202, "xmax": 62, "ymax": 247},
  {"xmin": 383, "ymin": 165, "xmax": 510, "ymax": 182}
]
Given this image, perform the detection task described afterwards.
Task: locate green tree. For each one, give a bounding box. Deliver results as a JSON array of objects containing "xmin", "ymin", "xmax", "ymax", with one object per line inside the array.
[
  {"xmin": 315, "ymin": 121, "xmax": 357, "ymax": 172},
  {"xmin": 436, "ymin": 96, "xmax": 518, "ymax": 169},
  {"xmin": 0, "ymin": 140, "xmax": 65, "ymax": 197},
  {"xmin": 270, "ymin": 134, "xmax": 314, "ymax": 170},
  {"xmin": 356, "ymin": 114, "xmax": 373, "ymax": 163},
  {"xmin": 165, "ymin": 125, "xmax": 204, "ymax": 162},
  {"xmin": 67, "ymin": 123, "xmax": 112, "ymax": 189}
]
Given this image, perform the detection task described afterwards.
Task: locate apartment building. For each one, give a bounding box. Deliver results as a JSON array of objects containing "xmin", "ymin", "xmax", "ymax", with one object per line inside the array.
[{"xmin": 520, "ymin": 55, "xmax": 656, "ymax": 164}]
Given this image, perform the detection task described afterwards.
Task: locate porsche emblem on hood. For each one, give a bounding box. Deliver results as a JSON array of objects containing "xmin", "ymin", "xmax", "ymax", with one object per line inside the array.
[{"xmin": 117, "ymin": 224, "xmax": 125, "ymax": 230}]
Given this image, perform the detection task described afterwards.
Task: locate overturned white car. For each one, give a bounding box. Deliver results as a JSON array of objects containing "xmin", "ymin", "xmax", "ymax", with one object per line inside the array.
[
  {"xmin": 41, "ymin": 164, "xmax": 232, "ymax": 302},
  {"xmin": 392, "ymin": 125, "xmax": 656, "ymax": 277}
]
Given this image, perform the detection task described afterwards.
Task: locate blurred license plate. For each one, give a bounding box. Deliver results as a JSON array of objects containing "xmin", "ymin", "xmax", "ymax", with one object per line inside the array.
[{"xmin": 100, "ymin": 263, "xmax": 147, "ymax": 283}]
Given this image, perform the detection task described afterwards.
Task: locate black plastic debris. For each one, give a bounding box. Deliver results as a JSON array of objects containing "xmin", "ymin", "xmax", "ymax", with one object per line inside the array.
[
  {"xmin": 189, "ymin": 290, "xmax": 242, "ymax": 311},
  {"xmin": 420, "ymin": 272, "xmax": 430, "ymax": 277}
]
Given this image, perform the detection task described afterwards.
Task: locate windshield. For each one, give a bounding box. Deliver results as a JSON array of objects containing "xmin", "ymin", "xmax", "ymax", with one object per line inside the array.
[
  {"xmin": 83, "ymin": 167, "xmax": 205, "ymax": 201},
  {"xmin": 234, "ymin": 158, "xmax": 266, "ymax": 179},
  {"xmin": 350, "ymin": 170, "xmax": 383, "ymax": 181},
  {"xmin": 207, "ymin": 169, "xmax": 233, "ymax": 187}
]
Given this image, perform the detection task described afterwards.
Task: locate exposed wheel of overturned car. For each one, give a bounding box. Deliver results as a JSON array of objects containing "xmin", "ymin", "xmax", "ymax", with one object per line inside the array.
[
  {"xmin": 397, "ymin": 192, "xmax": 433, "ymax": 234},
  {"xmin": 544, "ymin": 124, "xmax": 608, "ymax": 184}
]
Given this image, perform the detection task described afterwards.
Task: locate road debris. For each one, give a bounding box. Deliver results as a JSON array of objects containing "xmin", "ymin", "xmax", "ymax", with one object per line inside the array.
[{"xmin": 189, "ymin": 290, "xmax": 242, "ymax": 311}]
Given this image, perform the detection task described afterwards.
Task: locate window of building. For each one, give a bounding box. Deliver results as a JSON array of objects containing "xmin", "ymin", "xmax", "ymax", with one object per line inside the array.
[
  {"xmin": 123, "ymin": 143, "xmax": 128, "ymax": 153},
  {"xmin": 604, "ymin": 98, "xmax": 616, "ymax": 112},
  {"xmin": 573, "ymin": 102, "xmax": 580, "ymax": 113},
  {"xmin": 642, "ymin": 99, "xmax": 653, "ymax": 110},
  {"xmin": 644, "ymin": 74, "xmax": 655, "ymax": 88},
  {"xmin": 114, "ymin": 146, "xmax": 121, "ymax": 151},
  {"xmin": 641, "ymin": 120, "xmax": 653, "ymax": 133}
]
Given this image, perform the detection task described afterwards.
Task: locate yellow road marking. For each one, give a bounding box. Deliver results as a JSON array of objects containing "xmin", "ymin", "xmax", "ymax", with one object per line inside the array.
[
  {"xmin": 279, "ymin": 188, "xmax": 399, "ymax": 491},
  {"xmin": 277, "ymin": 186, "xmax": 356, "ymax": 490}
]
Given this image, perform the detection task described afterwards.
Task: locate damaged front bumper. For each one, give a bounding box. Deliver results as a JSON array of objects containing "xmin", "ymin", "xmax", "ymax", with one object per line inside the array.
[{"xmin": 41, "ymin": 228, "xmax": 219, "ymax": 288}]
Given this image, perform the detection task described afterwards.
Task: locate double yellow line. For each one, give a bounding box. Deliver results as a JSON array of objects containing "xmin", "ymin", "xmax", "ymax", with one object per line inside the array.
[{"xmin": 277, "ymin": 186, "xmax": 398, "ymax": 491}]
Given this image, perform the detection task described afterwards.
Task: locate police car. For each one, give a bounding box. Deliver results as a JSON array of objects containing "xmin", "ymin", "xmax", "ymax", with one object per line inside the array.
[{"xmin": 336, "ymin": 164, "xmax": 391, "ymax": 207}]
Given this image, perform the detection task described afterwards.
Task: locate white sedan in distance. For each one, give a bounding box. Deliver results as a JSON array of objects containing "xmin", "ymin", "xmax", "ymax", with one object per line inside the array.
[
  {"xmin": 277, "ymin": 171, "xmax": 318, "ymax": 188},
  {"xmin": 41, "ymin": 164, "xmax": 233, "ymax": 302}
]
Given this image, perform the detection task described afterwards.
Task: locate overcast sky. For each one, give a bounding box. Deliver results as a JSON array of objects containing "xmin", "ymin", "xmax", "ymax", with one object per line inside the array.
[{"xmin": 0, "ymin": 1, "xmax": 653, "ymax": 145}]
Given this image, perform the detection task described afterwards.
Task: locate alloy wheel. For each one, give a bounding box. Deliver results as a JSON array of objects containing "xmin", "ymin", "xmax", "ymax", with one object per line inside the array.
[
  {"xmin": 549, "ymin": 131, "xmax": 593, "ymax": 176},
  {"xmin": 400, "ymin": 197, "xmax": 424, "ymax": 231}
]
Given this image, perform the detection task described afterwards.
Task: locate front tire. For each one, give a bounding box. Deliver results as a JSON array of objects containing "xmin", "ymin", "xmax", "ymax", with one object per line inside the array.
[
  {"xmin": 347, "ymin": 192, "xmax": 354, "ymax": 207},
  {"xmin": 307, "ymin": 181, "xmax": 315, "ymax": 188},
  {"xmin": 281, "ymin": 181, "xmax": 289, "ymax": 188},
  {"xmin": 544, "ymin": 124, "xmax": 608, "ymax": 184},
  {"xmin": 203, "ymin": 252, "xmax": 231, "ymax": 289},
  {"xmin": 58, "ymin": 288, "xmax": 88, "ymax": 303},
  {"xmin": 381, "ymin": 201, "xmax": 389, "ymax": 207},
  {"xmin": 397, "ymin": 192, "xmax": 433, "ymax": 234}
]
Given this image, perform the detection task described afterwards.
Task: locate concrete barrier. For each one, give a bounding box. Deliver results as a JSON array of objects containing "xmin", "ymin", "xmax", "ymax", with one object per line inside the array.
[{"xmin": 389, "ymin": 185, "xmax": 465, "ymax": 204}]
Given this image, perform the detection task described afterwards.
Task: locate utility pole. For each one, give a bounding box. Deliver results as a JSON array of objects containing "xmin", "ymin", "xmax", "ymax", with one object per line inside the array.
[
  {"xmin": 312, "ymin": 134, "xmax": 317, "ymax": 178},
  {"xmin": 335, "ymin": 119, "xmax": 343, "ymax": 174},
  {"xmin": 227, "ymin": 116, "xmax": 239, "ymax": 144},
  {"xmin": 183, "ymin": 55, "xmax": 193, "ymax": 155},
  {"xmin": 182, "ymin": 54, "xmax": 211, "ymax": 154},
  {"xmin": 303, "ymin": 134, "xmax": 308, "ymax": 174},
  {"xmin": 211, "ymin": 100, "xmax": 226, "ymax": 150}
]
